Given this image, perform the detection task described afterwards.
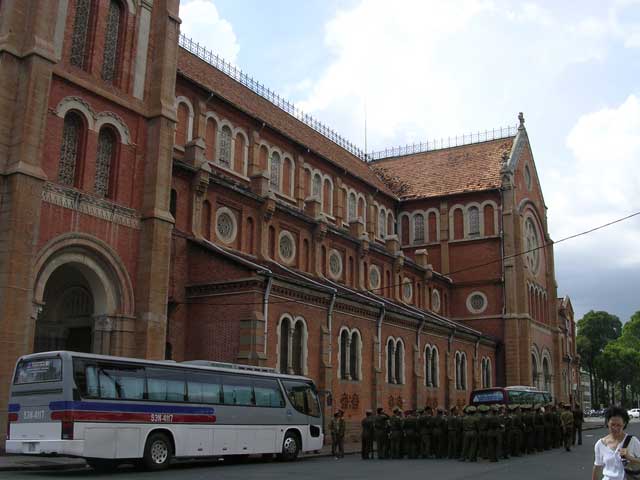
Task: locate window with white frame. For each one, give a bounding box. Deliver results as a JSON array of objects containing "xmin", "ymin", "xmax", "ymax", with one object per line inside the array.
[
  {"xmin": 394, "ymin": 341, "xmax": 404, "ymax": 384},
  {"xmin": 277, "ymin": 315, "xmax": 307, "ymax": 375},
  {"xmin": 432, "ymin": 289, "xmax": 441, "ymax": 313},
  {"xmin": 328, "ymin": 249, "xmax": 343, "ymax": 280},
  {"xmin": 481, "ymin": 357, "xmax": 492, "ymax": 388},
  {"xmin": 270, "ymin": 152, "xmax": 281, "ymax": 191},
  {"xmin": 387, "ymin": 340, "xmax": 394, "ymax": 383},
  {"xmin": 369, "ymin": 265, "xmax": 381, "ymax": 291},
  {"xmin": 466, "ymin": 291, "xmax": 488, "ymax": 314},
  {"xmin": 468, "ymin": 206, "xmax": 480, "ymax": 237},
  {"xmin": 425, "ymin": 345, "xmax": 439, "ymax": 387},
  {"xmin": 386, "ymin": 338, "xmax": 404, "ymax": 384},
  {"xmin": 379, "ymin": 209, "xmax": 386, "ymax": 238},
  {"xmin": 413, "ymin": 214, "xmax": 425, "ymax": 244},
  {"xmin": 215, "ymin": 207, "xmax": 238, "ymax": 244},
  {"xmin": 402, "ymin": 278, "xmax": 413, "ymax": 302},
  {"xmin": 348, "ymin": 192, "xmax": 357, "ymax": 221},
  {"xmin": 218, "ymin": 125, "xmax": 232, "ymax": 168},
  {"xmin": 278, "ymin": 230, "xmax": 296, "ymax": 264},
  {"xmin": 312, "ymin": 173, "xmax": 321, "ymax": 199},
  {"xmin": 455, "ymin": 351, "xmax": 467, "ymax": 390},
  {"xmin": 524, "ymin": 217, "xmax": 541, "ymax": 274},
  {"xmin": 339, "ymin": 328, "xmax": 361, "ymax": 381}
]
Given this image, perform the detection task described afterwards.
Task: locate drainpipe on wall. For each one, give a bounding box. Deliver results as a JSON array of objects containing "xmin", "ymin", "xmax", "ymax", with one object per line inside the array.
[
  {"xmin": 327, "ymin": 292, "xmax": 337, "ymax": 362},
  {"xmin": 416, "ymin": 316, "xmax": 426, "ymax": 355},
  {"xmin": 262, "ymin": 274, "xmax": 273, "ymax": 357},
  {"xmin": 446, "ymin": 329, "xmax": 455, "ymax": 409},
  {"xmin": 377, "ymin": 306, "xmax": 386, "ymax": 371}
]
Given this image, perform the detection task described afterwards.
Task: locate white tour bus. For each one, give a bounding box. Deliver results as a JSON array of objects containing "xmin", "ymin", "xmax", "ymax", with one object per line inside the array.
[{"xmin": 7, "ymin": 351, "xmax": 324, "ymax": 471}]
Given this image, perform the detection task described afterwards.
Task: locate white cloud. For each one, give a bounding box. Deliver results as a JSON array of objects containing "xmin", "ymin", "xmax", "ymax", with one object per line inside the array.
[
  {"xmin": 179, "ymin": 0, "xmax": 240, "ymax": 64},
  {"xmin": 548, "ymin": 94, "xmax": 640, "ymax": 268}
]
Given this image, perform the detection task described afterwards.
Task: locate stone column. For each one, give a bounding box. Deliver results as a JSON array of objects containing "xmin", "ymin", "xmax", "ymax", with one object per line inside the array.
[
  {"xmin": 345, "ymin": 336, "xmax": 352, "ymax": 380},
  {"xmin": 92, "ymin": 316, "xmax": 114, "ymax": 355},
  {"xmin": 134, "ymin": 0, "xmax": 181, "ymax": 360}
]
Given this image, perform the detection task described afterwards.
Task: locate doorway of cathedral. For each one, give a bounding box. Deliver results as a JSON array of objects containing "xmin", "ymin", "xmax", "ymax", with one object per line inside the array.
[{"xmin": 34, "ymin": 264, "xmax": 94, "ymax": 353}]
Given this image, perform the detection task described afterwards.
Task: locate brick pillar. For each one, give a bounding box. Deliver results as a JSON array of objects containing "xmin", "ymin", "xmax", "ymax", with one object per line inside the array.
[
  {"xmin": 134, "ymin": 0, "xmax": 181, "ymax": 360},
  {"xmin": 0, "ymin": 0, "xmax": 67, "ymax": 437}
]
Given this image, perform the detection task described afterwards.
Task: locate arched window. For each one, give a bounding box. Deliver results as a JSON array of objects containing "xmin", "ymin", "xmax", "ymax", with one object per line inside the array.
[
  {"xmin": 70, "ymin": 0, "xmax": 93, "ymax": 69},
  {"xmin": 532, "ymin": 353, "xmax": 539, "ymax": 387},
  {"xmin": 58, "ymin": 112, "xmax": 84, "ymax": 187},
  {"xmin": 431, "ymin": 347, "xmax": 439, "ymax": 387},
  {"xmin": 340, "ymin": 330, "xmax": 349, "ymax": 380},
  {"xmin": 387, "ymin": 212, "xmax": 394, "ymax": 236},
  {"xmin": 453, "ymin": 208, "xmax": 464, "ymax": 239},
  {"xmin": 350, "ymin": 331, "xmax": 360, "ymax": 380},
  {"xmin": 395, "ymin": 341, "xmax": 404, "ymax": 385},
  {"xmin": 484, "ymin": 204, "xmax": 495, "ymax": 236},
  {"xmin": 348, "ymin": 192, "xmax": 357, "ymax": 221},
  {"xmin": 95, "ymin": 128, "xmax": 117, "ymax": 198},
  {"xmin": 101, "ymin": 0, "xmax": 123, "ymax": 83},
  {"xmin": 358, "ymin": 197, "xmax": 365, "ymax": 221},
  {"xmin": 401, "ymin": 215, "xmax": 410, "ymax": 244},
  {"xmin": 323, "ymin": 179, "xmax": 332, "ymax": 214},
  {"xmin": 379, "ymin": 209, "xmax": 386, "ymax": 238},
  {"xmin": 202, "ymin": 200, "xmax": 212, "ymax": 240},
  {"xmin": 176, "ymin": 103, "xmax": 190, "ymax": 147},
  {"xmin": 425, "ymin": 347, "xmax": 432, "ymax": 386},
  {"xmin": 279, "ymin": 317, "xmax": 291, "ymax": 374},
  {"xmin": 218, "ymin": 126, "xmax": 232, "ymax": 168},
  {"xmin": 312, "ymin": 173, "xmax": 322, "ymax": 199},
  {"xmin": 234, "ymin": 133, "xmax": 245, "ymax": 174},
  {"xmin": 456, "ymin": 352, "xmax": 467, "ymax": 390},
  {"xmin": 269, "ymin": 152, "xmax": 281, "ymax": 191},
  {"xmin": 292, "ymin": 321, "xmax": 304, "ymax": 375},
  {"xmin": 283, "ymin": 158, "xmax": 293, "ymax": 196},
  {"xmin": 468, "ymin": 206, "xmax": 480, "ymax": 237},
  {"xmin": 387, "ymin": 340, "xmax": 394, "ymax": 383},
  {"xmin": 482, "ymin": 358, "xmax": 492, "ymax": 388},
  {"xmin": 542, "ymin": 357, "xmax": 551, "ymax": 392},
  {"xmin": 413, "ymin": 214, "xmax": 425, "ymax": 244},
  {"xmin": 205, "ymin": 117, "xmax": 217, "ymax": 162},
  {"xmin": 428, "ymin": 211, "xmax": 438, "ymax": 242}
]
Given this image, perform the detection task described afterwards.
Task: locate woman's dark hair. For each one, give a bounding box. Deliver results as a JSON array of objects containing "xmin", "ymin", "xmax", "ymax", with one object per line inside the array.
[{"xmin": 605, "ymin": 406, "xmax": 629, "ymax": 427}]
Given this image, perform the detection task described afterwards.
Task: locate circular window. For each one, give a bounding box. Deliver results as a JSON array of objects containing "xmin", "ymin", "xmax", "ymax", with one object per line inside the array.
[
  {"xmin": 328, "ymin": 249, "xmax": 343, "ymax": 280},
  {"xmin": 466, "ymin": 291, "xmax": 487, "ymax": 314},
  {"xmin": 524, "ymin": 217, "xmax": 540, "ymax": 274},
  {"xmin": 431, "ymin": 289, "xmax": 441, "ymax": 313},
  {"xmin": 215, "ymin": 207, "xmax": 237, "ymax": 244},
  {"xmin": 369, "ymin": 265, "xmax": 381, "ymax": 290},
  {"xmin": 402, "ymin": 278, "xmax": 413, "ymax": 302},
  {"xmin": 278, "ymin": 230, "xmax": 296, "ymax": 264},
  {"xmin": 524, "ymin": 165, "xmax": 532, "ymax": 191}
]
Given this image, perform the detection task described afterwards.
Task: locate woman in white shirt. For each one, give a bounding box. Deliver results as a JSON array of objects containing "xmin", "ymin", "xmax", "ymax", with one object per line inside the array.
[{"xmin": 592, "ymin": 406, "xmax": 640, "ymax": 480}]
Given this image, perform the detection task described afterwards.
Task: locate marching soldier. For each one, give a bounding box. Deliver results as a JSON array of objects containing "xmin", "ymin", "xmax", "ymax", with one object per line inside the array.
[
  {"xmin": 389, "ymin": 407, "xmax": 404, "ymax": 459},
  {"xmin": 330, "ymin": 410, "xmax": 345, "ymax": 458},
  {"xmin": 498, "ymin": 404, "xmax": 509, "ymax": 459},
  {"xmin": 477, "ymin": 404, "xmax": 490, "ymax": 459},
  {"xmin": 552, "ymin": 404, "xmax": 562, "ymax": 448},
  {"xmin": 521, "ymin": 404, "xmax": 535, "ymax": 454},
  {"xmin": 487, "ymin": 405, "xmax": 500, "ymax": 462},
  {"xmin": 573, "ymin": 403, "xmax": 583, "ymax": 446},
  {"xmin": 374, "ymin": 407, "xmax": 390, "ymax": 459},
  {"xmin": 361, "ymin": 409, "xmax": 375, "ymax": 459},
  {"xmin": 460, "ymin": 405, "xmax": 479, "ymax": 462},
  {"xmin": 432, "ymin": 408, "xmax": 446, "ymax": 459},
  {"xmin": 403, "ymin": 410, "xmax": 419, "ymax": 459},
  {"xmin": 508, "ymin": 404, "xmax": 523, "ymax": 457},
  {"xmin": 418, "ymin": 406, "xmax": 433, "ymax": 458},
  {"xmin": 560, "ymin": 403, "xmax": 574, "ymax": 452},
  {"xmin": 543, "ymin": 403, "xmax": 554, "ymax": 450},
  {"xmin": 447, "ymin": 406, "xmax": 460, "ymax": 459},
  {"xmin": 534, "ymin": 404, "xmax": 545, "ymax": 452}
]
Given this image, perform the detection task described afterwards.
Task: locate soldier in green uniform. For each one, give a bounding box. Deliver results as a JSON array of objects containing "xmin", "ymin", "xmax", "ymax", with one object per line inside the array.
[
  {"xmin": 389, "ymin": 407, "xmax": 404, "ymax": 459},
  {"xmin": 573, "ymin": 403, "xmax": 583, "ymax": 446},
  {"xmin": 552, "ymin": 404, "xmax": 562, "ymax": 449},
  {"xmin": 403, "ymin": 410, "xmax": 419, "ymax": 459},
  {"xmin": 534, "ymin": 404, "xmax": 545, "ymax": 452},
  {"xmin": 560, "ymin": 403, "xmax": 574, "ymax": 452},
  {"xmin": 447, "ymin": 406, "xmax": 460, "ymax": 459},
  {"xmin": 418, "ymin": 406, "xmax": 433, "ymax": 458},
  {"xmin": 487, "ymin": 405, "xmax": 500, "ymax": 462},
  {"xmin": 522, "ymin": 404, "xmax": 535, "ymax": 454},
  {"xmin": 498, "ymin": 404, "xmax": 509, "ymax": 459},
  {"xmin": 374, "ymin": 407, "xmax": 390, "ymax": 459},
  {"xmin": 432, "ymin": 408, "xmax": 446, "ymax": 459},
  {"xmin": 477, "ymin": 404, "xmax": 490, "ymax": 459},
  {"xmin": 543, "ymin": 403, "xmax": 554, "ymax": 450},
  {"xmin": 361, "ymin": 409, "xmax": 375, "ymax": 459},
  {"xmin": 460, "ymin": 405, "xmax": 479, "ymax": 462},
  {"xmin": 509, "ymin": 404, "xmax": 523, "ymax": 457}
]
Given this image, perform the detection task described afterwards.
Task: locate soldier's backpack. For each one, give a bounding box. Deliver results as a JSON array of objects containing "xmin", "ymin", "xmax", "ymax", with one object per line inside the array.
[{"xmin": 621, "ymin": 434, "xmax": 640, "ymax": 480}]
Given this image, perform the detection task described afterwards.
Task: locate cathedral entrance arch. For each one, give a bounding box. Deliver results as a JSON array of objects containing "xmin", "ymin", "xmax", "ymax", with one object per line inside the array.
[{"xmin": 32, "ymin": 234, "xmax": 134, "ymax": 355}]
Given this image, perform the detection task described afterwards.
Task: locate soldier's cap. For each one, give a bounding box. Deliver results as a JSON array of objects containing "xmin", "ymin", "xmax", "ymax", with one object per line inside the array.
[
  {"xmin": 478, "ymin": 404, "xmax": 490, "ymax": 412},
  {"xmin": 377, "ymin": 407, "xmax": 384, "ymax": 413},
  {"xmin": 366, "ymin": 409, "xmax": 373, "ymax": 414},
  {"xmin": 465, "ymin": 405, "xmax": 477, "ymax": 413}
]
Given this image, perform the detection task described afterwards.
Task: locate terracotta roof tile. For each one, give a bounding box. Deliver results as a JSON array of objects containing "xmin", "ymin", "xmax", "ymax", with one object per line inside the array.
[
  {"xmin": 178, "ymin": 49, "xmax": 395, "ymax": 198},
  {"xmin": 371, "ymin": 137, "xmax": 515, "ymax": 199}
]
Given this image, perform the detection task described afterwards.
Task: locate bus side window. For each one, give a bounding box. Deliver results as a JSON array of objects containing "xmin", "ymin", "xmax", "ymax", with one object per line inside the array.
[
  {"xmin": 253, "ymin": 378, "xmax": 284, "ymax": 408},
  {"xmin": 222, "ymin": 376, "xmax": 254, "ymax": 406},
  {"xmin": 147, "ymin": 368, "xmax": 186, "ymax": 402},
  {"xmin": 186, "ymin": 372, "xmax": 222, "ymax": 404}
]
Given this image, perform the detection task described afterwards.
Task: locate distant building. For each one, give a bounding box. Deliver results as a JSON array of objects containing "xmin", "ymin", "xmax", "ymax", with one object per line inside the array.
[
  {"xmin": 0, "ymin": 0, "xmax": 579, "ymax": 436},
  {"xmin": 581, "ymin": 369, "xmax": 592, "ymax": 409}
]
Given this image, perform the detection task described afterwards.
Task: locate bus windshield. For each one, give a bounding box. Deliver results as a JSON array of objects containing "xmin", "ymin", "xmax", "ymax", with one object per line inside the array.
[
  {"xmin": 13, "ymin": 357, "xmax": 62, "ymax": 384},
  {"xmin": 282, "ymin": 380, "xmax": 321, "ymax": 417}
]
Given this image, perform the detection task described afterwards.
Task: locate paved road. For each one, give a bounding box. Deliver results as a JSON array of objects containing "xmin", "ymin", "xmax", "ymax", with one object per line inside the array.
[{"xmin": 3, "ymin": 422, "xmax": 638, "ymax": 480}]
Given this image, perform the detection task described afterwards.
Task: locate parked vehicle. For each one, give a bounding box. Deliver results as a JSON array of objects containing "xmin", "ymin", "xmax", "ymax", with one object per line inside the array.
[
  {"xmin": 469, "ymin": 386, "xmax": 552, "ymax": 406},
  {"xmin": 7, "ymin": 351, "xmax": 324, "ymax": 471},
  {"xmin": 629, "ymin": 408, "xmax": 640, "ymax": 419}
]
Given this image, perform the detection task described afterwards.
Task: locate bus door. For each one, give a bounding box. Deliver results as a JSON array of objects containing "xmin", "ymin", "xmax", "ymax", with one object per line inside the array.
[
  {"xmin": 8, "ymin": 356, "xmax": 68, "ymax": 451},
  {"xmin": 281, "ymin": 380, "xmax": 323, "ymax": 449}
]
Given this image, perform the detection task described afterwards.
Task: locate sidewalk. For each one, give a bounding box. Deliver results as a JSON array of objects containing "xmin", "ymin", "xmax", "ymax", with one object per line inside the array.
[{"xmin": 0, "ymin": 424, "xmax": 601, "ymax": 472}]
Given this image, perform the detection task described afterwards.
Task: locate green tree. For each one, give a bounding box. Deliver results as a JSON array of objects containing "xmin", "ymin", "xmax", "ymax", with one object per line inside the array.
[
  {"xmin": 577, "ymin": 310, "xmax": 622, "ymax": 407},
  {"xmin": 598, "ymin": 341, "xmax": 640, "ymax": 407}
]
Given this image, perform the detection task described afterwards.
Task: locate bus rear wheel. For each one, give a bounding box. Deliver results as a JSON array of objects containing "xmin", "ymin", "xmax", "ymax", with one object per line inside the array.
[
  {"xmin": 279, "ymin": 431, "xmax": 300, "ymax": 461},
  {"xmin": 143, "ymin": 432, "xmax": 172, "ymax": 471}
]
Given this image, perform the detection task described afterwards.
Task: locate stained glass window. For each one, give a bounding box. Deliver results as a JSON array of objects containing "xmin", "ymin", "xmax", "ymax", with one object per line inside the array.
[
  {"xmin": 413, "ymin": 214, "xmax": 425, "ymax": 243},
  {"xmin": 468, "ymin": 206, "xmax": 480, "ymax": 236},
  {"xmin": 329, "ymin": 251, "xmax": 342, "ymax": 278},
  {"xmin": 270, "ymin": 152, "xmax": 281, "ymax": 191},
  {"xmin": 58, "ymin": 113, "xmax": 82, "ymax": 186},
  {"xmin": 95, "ymin": 128, "xmax": 116, "ymax": 197},
  {"xmin": 525, "ymin": 218, "xmax": 540, "ymax": 273},
  {"xmin": 279, "ymin": 232, "xmax": 295, "ymax": 262},
  {"xmin": 218, "ymin": 126, "xmax": 232, "ymax": 168},
  {"xmin": 70, "ymin": 0, "xmax": 92, "ymax": 68},
  {"xmin": 101, "ymin": 0, "xmax": 122, "ymax": 82}
]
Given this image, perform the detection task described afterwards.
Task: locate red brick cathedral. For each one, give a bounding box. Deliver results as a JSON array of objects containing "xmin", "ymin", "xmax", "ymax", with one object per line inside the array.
[{"xmin": 0, "ymin": 0, "xmax": 579, "ymax": 430}]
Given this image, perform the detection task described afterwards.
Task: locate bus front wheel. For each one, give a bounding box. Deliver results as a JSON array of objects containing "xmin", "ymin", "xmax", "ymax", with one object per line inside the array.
[
  {"xmin": 279, "ymin": 431, "xmax": 300, "ymax": 461},
  {"xmin": 143, "ymin": 432, "xmax": 172, "ymax": 471}
]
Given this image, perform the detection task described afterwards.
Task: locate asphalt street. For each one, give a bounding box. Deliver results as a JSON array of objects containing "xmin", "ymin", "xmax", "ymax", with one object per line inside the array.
[{"xmin": 3, "ymin": 422, "xmax": 638, "ymax": 480}]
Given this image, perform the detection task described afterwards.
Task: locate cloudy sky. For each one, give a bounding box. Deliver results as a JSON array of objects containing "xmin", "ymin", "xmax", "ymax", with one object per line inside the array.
[{"xmin": 179, "ymin": 0, "xmax": 640, "ymax": 324}]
